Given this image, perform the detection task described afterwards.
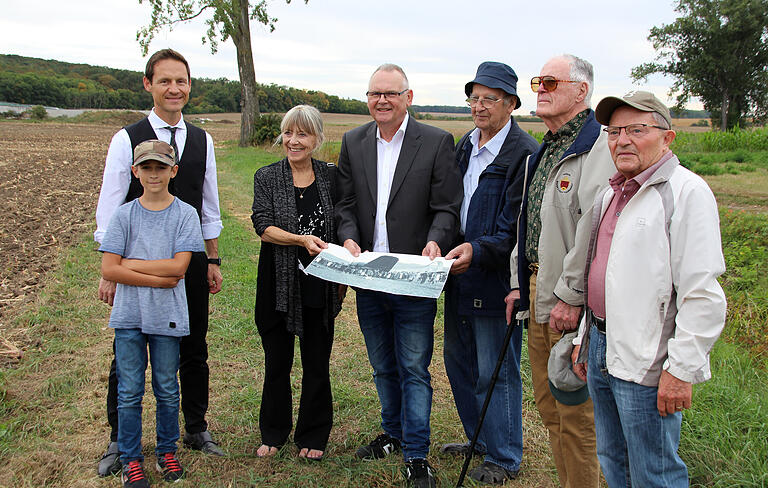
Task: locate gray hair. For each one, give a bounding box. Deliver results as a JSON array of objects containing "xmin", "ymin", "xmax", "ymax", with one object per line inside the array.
[
  {"xmin": 651, "ymin": 111, "xmax": 670, "ymax": 129},
  {"xmin": 370, "ymin": 63, "xmax": 410, "ymax": 90},
  {"xmin": 277, "ymin": 104, "xmax": 325, "ymax": 151},
  {"xmin": 561, "ymin": 54, "xmax": 594, "ymax": 107}
]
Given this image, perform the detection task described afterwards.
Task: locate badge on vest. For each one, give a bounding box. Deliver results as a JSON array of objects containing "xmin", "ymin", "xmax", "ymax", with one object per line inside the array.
[{"xmin": 557, "ymin": 172, "xmax": 573, "ymax": 193}]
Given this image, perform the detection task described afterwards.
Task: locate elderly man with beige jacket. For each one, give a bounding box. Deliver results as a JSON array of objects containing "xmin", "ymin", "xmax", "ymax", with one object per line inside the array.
[{"xmin": 505, "ymin": 54, "xmax": 614, "ymax": 488}]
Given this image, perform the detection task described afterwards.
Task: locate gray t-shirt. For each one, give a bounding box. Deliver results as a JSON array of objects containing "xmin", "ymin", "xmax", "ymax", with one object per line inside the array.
[{"xmin": 99, "ymin": 198, "xmax": 205, "ymax": 337}]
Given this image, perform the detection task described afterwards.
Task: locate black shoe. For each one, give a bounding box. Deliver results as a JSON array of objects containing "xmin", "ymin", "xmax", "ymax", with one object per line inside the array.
[
  {"xmin": 183, "ymin": 430, "xmax": 225, "ymax": 456},
  {"xmin": 469, "ymin": 461, "xmax": 519, "ymax": 485},
  {"xmin": 122, "ymin": 460, "xmax": 150, "ymax": 488},
  {"xmin": 404, "ymin": 458, "xmax": 436, "ymax": 488},
  {"xmin": 355, "ymin": 433, "xmax": 401, "ymax": 459},
  {"xmin": 439, "ymin": 441, "xmax": 486, "ymax": 457},
  {"xmin": 97, "ymin": 441, "xmax": 122, "ymax": 477},
  {"xmin": 156, "ymin": 452, "xmax": 185, "ymax": 482}
]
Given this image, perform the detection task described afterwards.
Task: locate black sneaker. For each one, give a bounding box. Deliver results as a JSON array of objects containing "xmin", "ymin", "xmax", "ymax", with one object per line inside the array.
[
  {"xmin": 355, "ymin": 433, "xmax": 402, "ymax": 459},
  {"xmin": 404, "ymin": 458, "xmax": 436, "ymax": 488},
  {"xmin": 156, "ymin": 452, "xmax": 185, "ymax": 482},
  {"xmin": 122, "ymin": 460, "xmax": 150, "ymax": 488}
]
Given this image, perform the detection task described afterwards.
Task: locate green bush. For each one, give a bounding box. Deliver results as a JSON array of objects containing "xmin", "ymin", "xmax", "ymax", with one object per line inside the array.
[
  {"xmin": 1, "ymin": 110, "xmax": 23, "ymax": 119},
  {"xmin": 692, "ymin": 163, "xmax": 725, "ymax": 175},
  {"xmin": 691, "ymin": 119, "xmax": 709, "ymax": 127},
  {"xmin": 730, "ymin": 149, "xmax": 749, "ymax": 163},
  {"xmin": 251, "ymin": 114, "xmax": 281, "ymax": 146},
  {"xmin": 27, "ymin": 105, "xmax": 48, "ymax": 120}
]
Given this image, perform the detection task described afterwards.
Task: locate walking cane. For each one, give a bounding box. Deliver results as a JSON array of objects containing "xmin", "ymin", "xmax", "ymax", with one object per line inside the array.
[{"xmin": 456, "ymin": 309, "xmax": 522, "ymax": 488}]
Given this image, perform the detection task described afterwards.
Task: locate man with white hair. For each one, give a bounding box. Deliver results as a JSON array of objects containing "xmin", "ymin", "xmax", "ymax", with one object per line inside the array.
[{"xmin": 505, "ymin": 54, "xmax": 614, "ymax": 487}]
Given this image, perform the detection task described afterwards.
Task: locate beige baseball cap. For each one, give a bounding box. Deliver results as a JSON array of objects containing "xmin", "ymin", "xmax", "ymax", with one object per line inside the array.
[
  {"xmin": 132, "ymin": 139, "xmax": 176, "ymax": 167},
  {"xmin": 595, "ymin": 90, "xmax": 672, "ymax": 127}
]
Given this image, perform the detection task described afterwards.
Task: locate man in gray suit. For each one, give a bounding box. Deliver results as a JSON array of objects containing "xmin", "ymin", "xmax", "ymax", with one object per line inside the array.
[{"xmin": 335, "ymin": 63, "xmax": 462, "ymax": 488}]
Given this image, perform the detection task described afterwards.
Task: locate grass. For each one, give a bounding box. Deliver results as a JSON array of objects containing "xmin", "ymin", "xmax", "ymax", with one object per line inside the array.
[
  {"xmin": 0, "ymin": 145, "xmax": 555, "ymax": 487},
  {"xmin": 1, "ymin": 128, "xmax": 768, "ymax": 486}
]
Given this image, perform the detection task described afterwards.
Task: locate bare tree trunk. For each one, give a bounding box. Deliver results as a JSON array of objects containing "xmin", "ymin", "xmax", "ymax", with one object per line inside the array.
[
  {"xmin": 720, "ymin": 91, "xmax": 729, "ymax": 131},
  {"xmin": 234, "ymin": 0, "xmax": 259, "ymax": 146}
]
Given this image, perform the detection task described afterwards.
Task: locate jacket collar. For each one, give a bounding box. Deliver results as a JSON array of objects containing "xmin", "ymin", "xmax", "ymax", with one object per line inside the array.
[
  {"xmin": 560, "ymin": 110, "xmax": 601, "ymax": 160},
  {"xmin": 458, "ymin": 117, "xmax": 524, "ymax": 175},
  {"xmin": 643, "ymin": 152, "xmax": 680, "ymax": 188},
  {"xmin": 360, "ymin": 117, "xmax": 423, "ymax": 206}
]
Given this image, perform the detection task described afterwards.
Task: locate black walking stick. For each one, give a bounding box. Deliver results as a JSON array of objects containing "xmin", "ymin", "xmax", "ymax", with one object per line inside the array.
[{"xmin": 456, "ymin": 307, "xmax": 522, "ymax": 487}]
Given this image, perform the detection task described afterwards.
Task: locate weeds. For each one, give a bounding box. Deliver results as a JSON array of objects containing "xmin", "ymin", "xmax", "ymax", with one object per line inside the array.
[{"xmin": 672, "ymin": 126, "xmax": 768, "ymax": 153}]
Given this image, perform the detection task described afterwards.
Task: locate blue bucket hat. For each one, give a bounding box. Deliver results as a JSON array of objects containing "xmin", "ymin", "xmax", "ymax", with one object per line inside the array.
[{"xmin": 465, "ymin": 61, "xmax": 521, "ymax": 109}]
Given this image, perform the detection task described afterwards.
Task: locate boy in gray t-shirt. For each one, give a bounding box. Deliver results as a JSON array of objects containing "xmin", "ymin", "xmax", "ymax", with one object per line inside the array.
[{"xmin": 99, "ymin": 140, "xmax": 204, "ymax": 487}]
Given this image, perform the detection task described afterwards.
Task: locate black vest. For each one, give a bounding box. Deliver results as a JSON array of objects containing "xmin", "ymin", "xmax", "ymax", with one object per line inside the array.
[{"xmin": 124, "ymin": 117, "xmax": 207, "ymax": 220}]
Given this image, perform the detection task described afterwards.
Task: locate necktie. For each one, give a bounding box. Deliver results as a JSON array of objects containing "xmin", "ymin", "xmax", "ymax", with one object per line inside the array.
[
  {"xmin": 164, "ymin": 126, "xmax": 179, "ymax": 163},
  {"xmin": 164, "ymin": 126, "xmax": 178, "ymax": 195}
]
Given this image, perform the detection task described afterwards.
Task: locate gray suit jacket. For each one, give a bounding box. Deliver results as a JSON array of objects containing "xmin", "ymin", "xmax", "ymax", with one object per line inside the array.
[{"xmin": 335, "ymin": 117, "xmax": 462, "ymax": 254}]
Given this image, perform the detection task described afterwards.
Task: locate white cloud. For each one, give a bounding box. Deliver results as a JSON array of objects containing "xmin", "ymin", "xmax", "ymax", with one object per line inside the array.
[{"xmin": 0, "ymin": 0, "xmax": 702, "ymax": 109}]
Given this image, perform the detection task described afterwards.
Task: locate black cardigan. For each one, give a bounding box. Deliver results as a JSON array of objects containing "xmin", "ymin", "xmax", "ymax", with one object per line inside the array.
[{"xmin": 251, "ymin": 158, "xmax": 340, "ymax": 337}]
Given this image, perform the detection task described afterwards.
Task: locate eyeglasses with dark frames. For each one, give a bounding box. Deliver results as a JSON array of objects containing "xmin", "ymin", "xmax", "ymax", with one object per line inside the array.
[
  {"xmin": 530, "ymin": 76, "xmax": 580, "ymax": 93},
  {"xmin": 366, "ymin": 89, "xmax": 409, "ymax": 100},
  {"xmin": 603, "ymin": 123, "xmax": 669, "ymax": 140}
]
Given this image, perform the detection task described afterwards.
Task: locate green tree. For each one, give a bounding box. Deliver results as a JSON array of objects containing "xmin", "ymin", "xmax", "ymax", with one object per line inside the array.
[
  {"xmin": 632, "ymin": 0, "xmax": 768, "ymax": 130},
  {"xmin": 136, "ymin": 0, "xmax": 308, "ymax": 146}
]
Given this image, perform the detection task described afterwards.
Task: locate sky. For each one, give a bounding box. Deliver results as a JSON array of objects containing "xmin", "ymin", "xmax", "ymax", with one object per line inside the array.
[{"xmin": 0, "ymin": 0, "xmax": 699, "ymax": 112}]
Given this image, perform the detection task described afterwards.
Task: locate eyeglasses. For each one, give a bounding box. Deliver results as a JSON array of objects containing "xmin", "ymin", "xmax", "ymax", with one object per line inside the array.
[
  {"xmin": 603, "ymin": 124, "xmax": 668, "ymax": 140},
  {"xmin": 530, "ymin": 76, "xmax": 580, "ymax": 93},
  {"xmin": 466, "ymin": 96, "xmax": 504, "ymax": 109},
  {"xmin": 366, "ymin": 89, "xmax": 408, "ymax": 100}
]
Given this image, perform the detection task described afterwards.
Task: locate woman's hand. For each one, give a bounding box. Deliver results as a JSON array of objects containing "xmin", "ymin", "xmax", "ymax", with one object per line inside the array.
[{"xmin": 302, "ymin": 235, "xmax": 328, "ymax": 256}]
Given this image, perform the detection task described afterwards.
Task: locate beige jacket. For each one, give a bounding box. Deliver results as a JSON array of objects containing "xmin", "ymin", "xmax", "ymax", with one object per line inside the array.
[{"xmin": 511, "ymin": 130, "xmax": 615, "ymax": 324}]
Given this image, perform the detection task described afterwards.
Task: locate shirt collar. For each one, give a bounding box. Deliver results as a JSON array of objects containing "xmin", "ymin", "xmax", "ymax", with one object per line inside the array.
[
  {"xmin": 376, "ymin": 112, "xmax": 409, "ymax": 143},
  {"xmin": 543, "ymin": 108, "xmax": 590, "ymax": 143},
  {"xmin": 469, "ymin": 118, "xmax": 511, "ymax": 158},
  {"xmin": 148, "ymin": 109, "xmax": 186, "ymax": 131}
]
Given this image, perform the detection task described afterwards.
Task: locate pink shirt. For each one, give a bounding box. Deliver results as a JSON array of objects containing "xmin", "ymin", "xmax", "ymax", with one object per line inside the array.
[{"xmin": 587, "ymin": 151, "xmax": 674, "ymax": 318}]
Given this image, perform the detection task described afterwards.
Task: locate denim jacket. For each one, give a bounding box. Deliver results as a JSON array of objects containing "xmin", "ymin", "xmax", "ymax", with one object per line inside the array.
[{"xmin": 449, "ymin": 117, "xmax": 538, "ymax": 316}]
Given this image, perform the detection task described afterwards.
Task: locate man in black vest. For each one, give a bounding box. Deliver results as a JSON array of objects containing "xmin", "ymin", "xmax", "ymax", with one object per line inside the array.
[{"xmin": 94, "ymin": 49, "xmax": 224, "ymax": 476}]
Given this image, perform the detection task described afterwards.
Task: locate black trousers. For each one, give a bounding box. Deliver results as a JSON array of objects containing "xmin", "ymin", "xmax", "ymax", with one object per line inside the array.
[
  {"xmin": 258, "ymin": 307, "xmax": 334, "ymax": 450},
  {"xmin": 108, "ymin": 252, "xmax": 210, "ymax": 440}
]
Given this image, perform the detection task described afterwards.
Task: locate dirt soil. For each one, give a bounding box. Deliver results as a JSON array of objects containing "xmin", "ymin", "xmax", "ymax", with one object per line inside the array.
[{"xmin": 0, "ymin": 120, "xmax": 238, "ymax": 358}]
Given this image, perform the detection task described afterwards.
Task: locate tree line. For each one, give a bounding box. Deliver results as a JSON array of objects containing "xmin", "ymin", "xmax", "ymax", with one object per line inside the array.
[{"xmin": 0, "ymin": 54, "xmax": 368, "ymax": 115}]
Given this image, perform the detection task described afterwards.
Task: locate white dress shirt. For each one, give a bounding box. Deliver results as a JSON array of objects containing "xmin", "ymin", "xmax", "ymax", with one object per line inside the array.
[
  {"xmin": 94, "ymin": 109, "xmax": 223, "ymax": 244},
  {"xmin": 372, "ymin": 113, "xmax": 410, "ymax": 252},
  {"xmin": 460, "ymin": 119, "xmax": 511, "ymax": 233}
]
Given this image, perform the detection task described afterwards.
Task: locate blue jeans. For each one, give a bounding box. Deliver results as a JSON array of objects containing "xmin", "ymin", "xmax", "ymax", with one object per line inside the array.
[
  {"xmin": 115, "ymin": 328, "xmax": 181, "ymax": 463},
  {"xmin": 355, "ymin": 289, "xmax": 435, "ymax": 461},
  {"xmin": 587, "ymin": 325, "xmax": 688, "ymax": 488},
  {"xmin": 443, "ymin": 290, "xmax": 523, "ymax": 471}
]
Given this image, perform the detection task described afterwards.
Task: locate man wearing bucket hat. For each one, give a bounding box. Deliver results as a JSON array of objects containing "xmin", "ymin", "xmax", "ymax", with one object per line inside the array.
[
  {"xmin": 441, "ymin": 61, "xmax": 537, "ymax": 484},
  {"xmin": 505, "ymin": 54, "xmax": 615, "ymax": 488},
  {"xmin": 570, "ymin": 90, "xmax": 726, "ymax": 487}
]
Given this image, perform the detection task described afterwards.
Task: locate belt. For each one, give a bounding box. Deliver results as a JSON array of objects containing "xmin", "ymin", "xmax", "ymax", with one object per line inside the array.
[
  {"xmin": 528, "ymin": 262, "xmax": 539, "ymax": 274},
  {"xmin": 592, "ymin": 315, "xmax": 606, "ymax": 333}
]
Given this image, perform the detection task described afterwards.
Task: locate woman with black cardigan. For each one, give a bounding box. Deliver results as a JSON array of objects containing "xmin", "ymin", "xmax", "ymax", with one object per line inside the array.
[{"xmin": 250, "ymin": 105, "xmax": 344, "ymax": 461}]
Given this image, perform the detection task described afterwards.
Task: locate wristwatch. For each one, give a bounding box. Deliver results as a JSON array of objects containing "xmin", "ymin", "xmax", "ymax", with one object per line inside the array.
[{"xmin": 207, "ymin": 257, "xmax": 222, "ymax": 266}]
